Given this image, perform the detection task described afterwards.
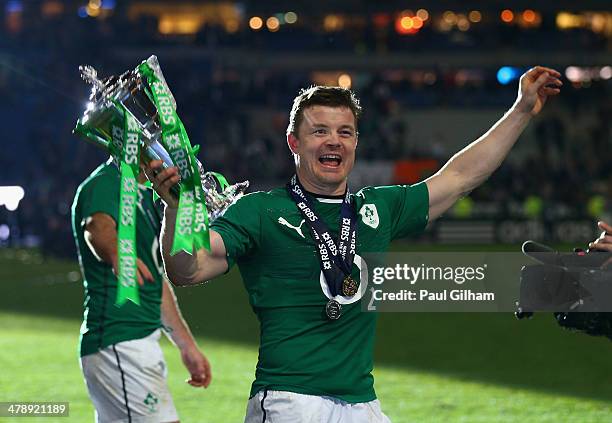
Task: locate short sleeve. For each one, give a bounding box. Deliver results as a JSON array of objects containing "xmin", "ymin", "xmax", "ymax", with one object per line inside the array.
[
  {"xmin": 79, "ymin": 171, "xmax": 121, "ymax": 228},
  {"xmin": 378, "ymin": 182, "xmax": 429, "ymax": 239},
  {"xmin": 210, "ymin": 193, "xmax": 261, "ymax": 269}
]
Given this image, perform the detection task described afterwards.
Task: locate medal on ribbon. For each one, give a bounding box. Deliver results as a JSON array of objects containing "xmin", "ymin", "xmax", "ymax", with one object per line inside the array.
[
  {"xmin": 286, "ymin": 175, "xmax": 359, "ymax": 320},
  {"xmin": 342, "ymin": 276, "xmax": 359, "ymax": 297}
]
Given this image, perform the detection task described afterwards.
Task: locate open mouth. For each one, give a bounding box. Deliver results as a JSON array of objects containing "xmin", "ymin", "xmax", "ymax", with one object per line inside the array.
[{"xmin": 319, "ymin": 154, "xmax": 342, "ymax": 167}]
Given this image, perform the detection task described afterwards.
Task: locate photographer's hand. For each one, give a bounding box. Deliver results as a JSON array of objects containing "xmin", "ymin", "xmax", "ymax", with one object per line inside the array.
[{"xmin": 588, "ymin": 221, "xmax": 612, "ymax": 252}]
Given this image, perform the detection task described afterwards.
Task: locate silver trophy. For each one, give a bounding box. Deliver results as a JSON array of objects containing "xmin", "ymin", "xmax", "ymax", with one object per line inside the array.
[{"xmin": 74, "ymin": 55, "xmax": 248, "ymax": 220}]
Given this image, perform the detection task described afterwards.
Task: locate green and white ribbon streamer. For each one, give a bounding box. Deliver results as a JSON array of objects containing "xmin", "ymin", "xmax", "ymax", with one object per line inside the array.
[
  {"xmin": 115, "ymin": 112, "xmax": 141, "ymax": 306},
  {"xmin": 138, "ymin": 62, "xmax": 210, "ymax": 254},
  {"xmin": 73, "ymin": 58, "xmax": 225, "ymax": 308}
]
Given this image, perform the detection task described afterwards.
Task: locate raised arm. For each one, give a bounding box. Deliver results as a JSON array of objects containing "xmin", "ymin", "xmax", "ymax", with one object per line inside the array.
[
  {"xmin": 144, "ymin": 160, "xmax": 229, "ymax": 286},
  {"xmin": 425, "ymin": 66, "xmax": 562, "ymax": 221}
]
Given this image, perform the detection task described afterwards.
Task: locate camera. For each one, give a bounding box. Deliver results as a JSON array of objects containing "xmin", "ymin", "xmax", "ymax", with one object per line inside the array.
[{"xmin": 516, "ymin": 241, "xmax": 612, "ymax": 340}]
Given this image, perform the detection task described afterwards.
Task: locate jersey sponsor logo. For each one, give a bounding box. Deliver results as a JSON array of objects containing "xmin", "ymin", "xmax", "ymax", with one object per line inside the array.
[
  {"xmin": 319, "ymin": 254, "xmax": 368, "ymax": 305},
  {"xmin": 277, "ymin": 217, "xmax": 306, "ymax": 238},
  {"xmin": 359, "ymin": 204, "xmax": 380, "ymax": 229}
]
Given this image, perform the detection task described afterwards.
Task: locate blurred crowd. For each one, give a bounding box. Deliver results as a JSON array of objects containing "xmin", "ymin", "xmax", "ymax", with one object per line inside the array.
[
  {"xmin": 1, "ymin": 5, "xmax": 608, "ymax": 54},
  {"xmin": 0, "ymin": 5, "xmax": 610, "ymax": 256}
]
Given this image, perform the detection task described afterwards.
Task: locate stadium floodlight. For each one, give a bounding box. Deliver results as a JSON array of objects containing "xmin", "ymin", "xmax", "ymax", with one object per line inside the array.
[
  {"xmin": 497, "ymin": 66, "xmax": 520, "ymax": 85},
  {"xmin": 0, "ymin": 185, "xmax": 25, "ymax": 211}
]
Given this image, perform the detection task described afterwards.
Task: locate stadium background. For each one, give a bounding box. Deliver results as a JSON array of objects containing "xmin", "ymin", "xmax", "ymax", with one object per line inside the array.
[{"xmin": 0, "ymin": 0, "xmax": 610, "ymax": 421}]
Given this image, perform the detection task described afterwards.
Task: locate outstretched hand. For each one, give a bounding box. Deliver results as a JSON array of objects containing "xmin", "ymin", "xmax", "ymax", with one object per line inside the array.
[{"xmin": 514, "ymin": 66, "xmax": 562, "ymax": 116}]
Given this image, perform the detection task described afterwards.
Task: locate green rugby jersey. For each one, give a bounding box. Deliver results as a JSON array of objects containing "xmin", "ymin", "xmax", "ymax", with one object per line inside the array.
[
  {"xmin": 211, "ymin": 182, "xmax": 429, "ymax": 403},
  {"xmin": 71, "ymin": 159, "xmax": 164, "ymax": 357}
]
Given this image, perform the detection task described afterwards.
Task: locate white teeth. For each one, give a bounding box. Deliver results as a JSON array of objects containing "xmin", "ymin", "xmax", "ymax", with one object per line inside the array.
[{"xmin": 320, "ymin": 154, "xmax": 341, "ymax": 160}]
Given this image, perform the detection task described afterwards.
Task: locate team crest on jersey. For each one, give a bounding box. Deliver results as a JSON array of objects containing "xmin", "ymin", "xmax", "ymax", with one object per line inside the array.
[
  {"xmin": 359, "ymin": 204, "xmax": 379, "ymax": 229},
  {"xmin": 144, "ymin": 392, "xmax": 158, "ymax": 413}
]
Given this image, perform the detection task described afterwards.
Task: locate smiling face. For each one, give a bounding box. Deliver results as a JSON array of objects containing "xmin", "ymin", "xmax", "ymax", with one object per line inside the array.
[{"xmin": 287, "ymin": 105, "xmax": 358, "ymax": 195}]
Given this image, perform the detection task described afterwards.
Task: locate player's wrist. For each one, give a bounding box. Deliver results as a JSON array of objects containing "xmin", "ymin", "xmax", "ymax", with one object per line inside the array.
[
  {"xmin": 509, "ymin": 101, "xmax": 534, "ymax": 119},
  {"xmin": 164, "ymin": 204, "xmax": 179, "ymax": 221},
  {"xmin": 177, "ymin": 337, "xmax": 199, "ymax": 353},
  {"xmin": 163, "ymin": 198, "xmax": 179, "ymax": 210}
]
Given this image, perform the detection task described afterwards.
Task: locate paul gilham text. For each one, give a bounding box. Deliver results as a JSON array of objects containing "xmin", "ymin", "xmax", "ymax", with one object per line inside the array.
[
  {"xmin": 373, "ymin": 289, "xmax": 495, "ymax": 302},
  {"xmin": 421, "ymin": 289, "xmax": 494, "ymax": 301}
]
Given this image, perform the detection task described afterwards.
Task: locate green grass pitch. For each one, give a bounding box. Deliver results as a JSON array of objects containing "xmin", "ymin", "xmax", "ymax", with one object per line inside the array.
[{"xmin": 0, "ymin": 247, "xmax": 610, "ymax": 422}]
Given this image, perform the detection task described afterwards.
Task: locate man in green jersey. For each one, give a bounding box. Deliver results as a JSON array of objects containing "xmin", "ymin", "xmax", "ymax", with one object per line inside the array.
[
  {"xmin": 146, "ymin": 66, "xmax": 561, "ymax": 421},
  {"xmin": 72, "ymin": 158, "xmax": 212, "ymax": 422}
]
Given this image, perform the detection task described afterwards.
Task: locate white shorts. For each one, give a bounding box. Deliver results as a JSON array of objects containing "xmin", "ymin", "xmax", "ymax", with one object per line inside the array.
[
  {"xmin": 80, "ymin": 329, "xmax": 179, "ymax": 423},
  {"xmin": 244, "ymin": 390, "xmax": 392, "ymax": 423}
]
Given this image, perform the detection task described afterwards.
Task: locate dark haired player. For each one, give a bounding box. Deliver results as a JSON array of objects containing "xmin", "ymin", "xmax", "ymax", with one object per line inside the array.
[{"xmin": 146, "ymin": 66, "xmax": 561, "ymax": 421}]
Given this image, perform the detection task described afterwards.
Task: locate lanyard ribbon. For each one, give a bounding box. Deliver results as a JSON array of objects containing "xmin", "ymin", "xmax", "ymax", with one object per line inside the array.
[{"xmin": 286, "ymin": 175, "xmax": 357, "ymax": 297}]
